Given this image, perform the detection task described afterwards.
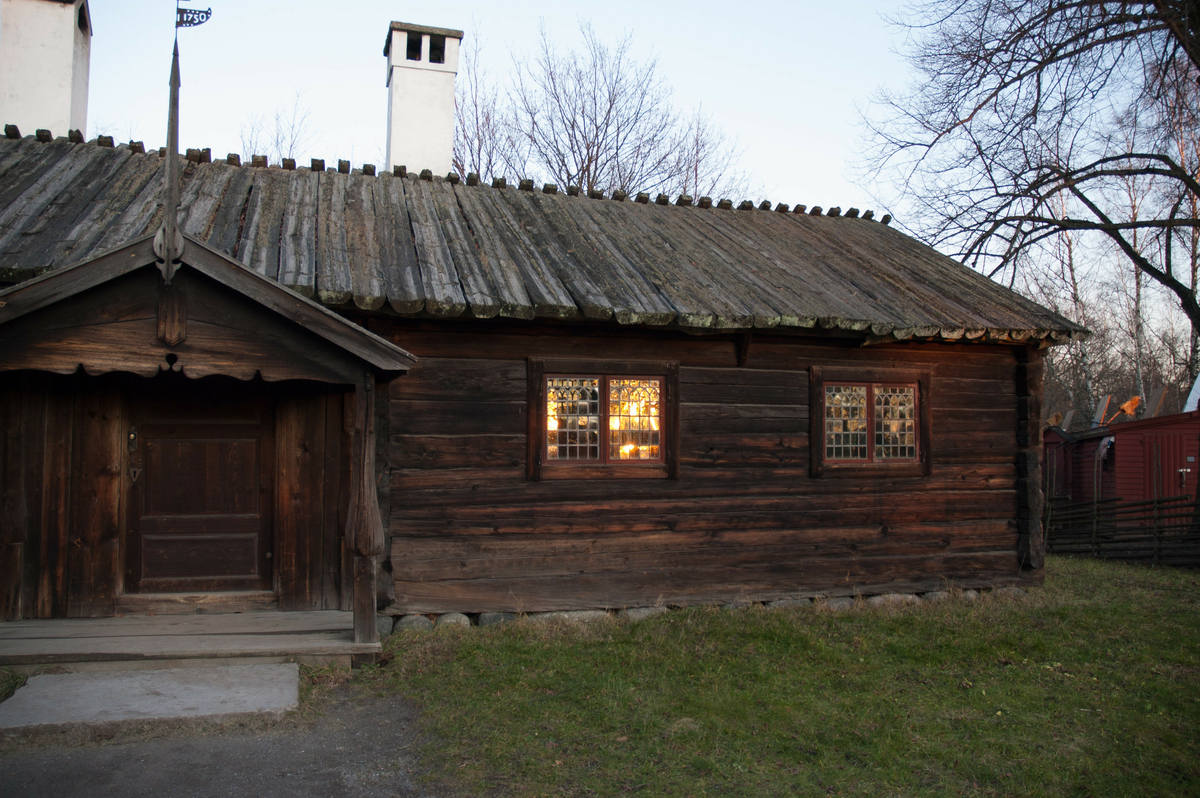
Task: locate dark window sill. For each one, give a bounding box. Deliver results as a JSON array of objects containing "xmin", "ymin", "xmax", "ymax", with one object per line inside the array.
[
  {"xmin": 540, "ymin": 463, "xmax": 669, "ymax": 480},
  {"xmin": 815, "ymin": 461, "xmax": 927, "ymax": 479}
]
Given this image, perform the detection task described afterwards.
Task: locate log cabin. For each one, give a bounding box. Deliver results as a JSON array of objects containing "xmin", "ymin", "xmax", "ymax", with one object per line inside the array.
[{"xmin": 0, "ymin": 21, "xmax": 1084, "ymax": 647}]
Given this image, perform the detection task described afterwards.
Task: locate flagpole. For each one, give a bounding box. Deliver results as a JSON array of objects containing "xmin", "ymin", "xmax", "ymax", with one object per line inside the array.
[
  {"xmin": 155, "ymin": 2, "xmax": 210, "ymax": 281},
  {"xmin": 159, "ymin": 37, "xmax": 182, "ymax": 282}
]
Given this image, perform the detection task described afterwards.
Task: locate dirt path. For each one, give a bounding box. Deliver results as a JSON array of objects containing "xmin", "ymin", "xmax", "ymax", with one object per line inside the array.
[{"xmin": 0, "ymin": 685, "xmax": 443, "ymax": 798}]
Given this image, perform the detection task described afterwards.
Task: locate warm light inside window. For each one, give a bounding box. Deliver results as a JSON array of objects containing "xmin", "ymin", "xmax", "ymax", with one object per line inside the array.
[
  {"xmin": 546, "ymin": 376, "xmax": 661, "ymax": 463},
  {"xmin": 546, "ymin": 377, "xmax": 600, "ymax": 460},
  {"xmin": 609, "ymin": 379, "xmax": 661, "ymax": 460}
]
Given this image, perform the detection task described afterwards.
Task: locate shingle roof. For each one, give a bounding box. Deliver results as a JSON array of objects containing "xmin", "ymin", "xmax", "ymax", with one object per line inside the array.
[{"xmin": 0, "ymin": 135, "xmax": 1084, "ymax": 344}]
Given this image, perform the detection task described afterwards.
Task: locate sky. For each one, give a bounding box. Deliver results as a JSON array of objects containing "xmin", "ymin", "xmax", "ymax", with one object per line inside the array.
[{"xmin": 84, "ymin": 0, "xmax": 912, "ymax": 215}]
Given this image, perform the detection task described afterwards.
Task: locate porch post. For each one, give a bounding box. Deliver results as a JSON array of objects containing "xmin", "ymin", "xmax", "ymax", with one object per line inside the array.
[
  {"xmin": 353, "ymin": 555, "xmax": 378, "ymax": 646},
  {"xmin": 348, "ymin": 372, "xmax": 384, "ymax": 647}
]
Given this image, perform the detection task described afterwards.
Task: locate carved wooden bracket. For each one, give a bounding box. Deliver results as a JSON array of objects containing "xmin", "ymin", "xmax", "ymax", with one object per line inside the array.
[{"xmin": 157, "ymin": 277, "xmax": 187, "ymax": 346}]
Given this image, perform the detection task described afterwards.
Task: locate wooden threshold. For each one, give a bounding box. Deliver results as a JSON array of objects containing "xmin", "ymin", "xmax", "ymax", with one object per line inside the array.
[
  {"xmin": 116, "ymin": 591, "xmax": 280, "ymax": 615},
  {"xmin": 0, "ymin": 610, "xmax": 379, "ymax": 669}
]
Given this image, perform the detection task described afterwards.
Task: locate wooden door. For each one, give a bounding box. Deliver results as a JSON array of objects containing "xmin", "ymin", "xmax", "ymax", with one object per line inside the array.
[{"xmin": 125, "ymin": 382, "xmax": 274, "ymax": 593}]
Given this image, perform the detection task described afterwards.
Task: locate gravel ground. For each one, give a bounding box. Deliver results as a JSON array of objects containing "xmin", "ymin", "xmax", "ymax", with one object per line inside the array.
[{"xmin": 0, "ymin": 684, "xmax": 443, "ymax": 798}]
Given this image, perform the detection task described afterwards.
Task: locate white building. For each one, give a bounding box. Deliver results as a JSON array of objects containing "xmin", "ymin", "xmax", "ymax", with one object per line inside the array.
[
  {"xmin": 0, "ymin": 0, "xmax": 92, "ymax": 138},
  {"xmin": 383, "ymin": 21, "xmax": 461, "ymax": 175}
]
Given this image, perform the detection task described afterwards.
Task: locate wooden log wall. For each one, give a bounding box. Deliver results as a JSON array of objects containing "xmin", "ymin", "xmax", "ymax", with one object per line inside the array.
[
  {"xmin": 383, "ymin": 321, "xmax": 1040, "ymax": 614},
  {"xmin": 1016, "ymin": 347, "xmax": 1045, "ymax": 569}
]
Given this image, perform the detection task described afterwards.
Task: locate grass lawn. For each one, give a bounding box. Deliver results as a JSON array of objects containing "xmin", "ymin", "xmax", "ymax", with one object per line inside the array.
[{"xmin": 364, "ymin": 557, "xmax": 1200, "ymax": 797}]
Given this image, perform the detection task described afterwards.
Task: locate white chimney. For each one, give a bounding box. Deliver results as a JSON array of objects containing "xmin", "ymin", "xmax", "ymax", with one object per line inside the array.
[
  {"xmin": 384, "ymin": 21, "xmax": 462, "ymax": 176},
  {"xmin": 0, "ymin": 0, "xmax": 92, "ymax": 137}
]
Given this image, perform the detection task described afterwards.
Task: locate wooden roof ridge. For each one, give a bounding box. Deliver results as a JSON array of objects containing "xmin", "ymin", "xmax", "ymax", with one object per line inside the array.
[
  {"xmin": 0, "ymin": 233, "xmax": 417, "ymax": 375},
  {"xmin": 0, "ymin": 133, "xmax": 1089, "ymax": 345}
]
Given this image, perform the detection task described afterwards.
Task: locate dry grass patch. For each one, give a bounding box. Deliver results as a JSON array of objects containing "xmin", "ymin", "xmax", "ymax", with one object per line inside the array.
[{"xmin": 0, "ymin": 668, "xmax": 26, "ymax": 704}]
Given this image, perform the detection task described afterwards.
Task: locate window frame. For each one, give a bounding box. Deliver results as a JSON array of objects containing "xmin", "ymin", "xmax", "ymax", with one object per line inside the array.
[
  {"xmin": 528, "ymin": 358, "xmax": 680, "ymax": 481},
  {"xmin": 809, "ymin": 366, "xmax": 932, "ymax": 478}
]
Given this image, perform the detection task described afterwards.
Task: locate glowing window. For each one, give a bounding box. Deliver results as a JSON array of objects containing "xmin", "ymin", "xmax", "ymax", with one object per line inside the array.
[
  {"xmin": 546, "ymin": 376, "xmax": 662, "ymax": 464},
  {"xmin": 546, "ymin": 377, "xmax": 601, "ymax": 461}
]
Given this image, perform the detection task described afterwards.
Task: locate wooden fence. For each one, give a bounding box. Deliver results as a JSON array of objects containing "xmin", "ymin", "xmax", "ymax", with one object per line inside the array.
[{"xmin": 1044, "ymin": 494, "xmax": 1200, "ymax": 567}]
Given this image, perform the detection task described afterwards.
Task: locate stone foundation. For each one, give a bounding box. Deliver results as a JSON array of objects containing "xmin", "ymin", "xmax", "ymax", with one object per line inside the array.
[{"xmin": 378, "ymin": 586, "xmax": 1027, "ymax": 635}]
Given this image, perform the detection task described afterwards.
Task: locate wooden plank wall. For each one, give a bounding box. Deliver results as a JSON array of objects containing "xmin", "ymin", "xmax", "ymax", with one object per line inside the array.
[
  {"xmin": 1066, "ymin": 438, "xmax": 1113, "ymax": 504},
  {"xmin": 2, "ymin": 373, "xmax": 353, "ymax": 620},
  {"xmin": 0, "ymin": 372, "xmax": 124, "ymax": 620},
  {"xmin": 0, "ymin": 377, "xmax": 31, "ymax": 621},
  {"xmin": 1112, "ymin": 418, "xmax": 1200, "ymax": 503},
  {"xmin": 66, "ymin": 384, "xmax": 123, "ymax": 617},
  {"xmin": 384, "ymin": 323, "xmax": 1037, "ymax": 613},
  {"xmin": 276, "ymin": 388, "xmax": 353, "ymax": 612}
]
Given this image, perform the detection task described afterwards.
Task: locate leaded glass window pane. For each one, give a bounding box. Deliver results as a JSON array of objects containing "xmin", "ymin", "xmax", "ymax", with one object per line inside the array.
[
  {"xmin": 825, "ymin": 385, "xmax": 868, "ymax": 460},
  {"xmin": 546, "ymin": 377, "xmax": 600, "ymax": 460},
  {"xmin": 609, "ymin": 378, "xmax": 661, "ymax": 460},
  {"xmin": 875, "ymin": 386, "xmax": 916, "ymax": 459}
]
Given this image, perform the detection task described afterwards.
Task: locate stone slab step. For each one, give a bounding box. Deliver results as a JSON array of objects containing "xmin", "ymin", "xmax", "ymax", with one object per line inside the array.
[{"xmin": 0, "ymin": 664, "xmax": 299, "ymax": 733}]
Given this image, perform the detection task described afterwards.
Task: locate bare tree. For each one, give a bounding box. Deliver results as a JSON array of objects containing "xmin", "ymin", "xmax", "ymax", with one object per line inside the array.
[
  {"xmin": 863, "ymin": 1, "xmax": 1200, "ymax": 340},
  {"xmin": 506, "ymin": 23, "xmax": 673, "ymax": 194},
  {"xmin": 1113, "ymin": 131, "xmax": 1154, "ymax": 410},
  {"xmin": 238, "ymin": 113, "xmax": 267, "ymax": 164},
  {"xmin": 1026, "ymin": 220, "xmax": 1102, "ymax": 423},
  {"xmin": 239, "ymin": 92, "xmax": 314, "ymax": 165},
  {"xmin": 1033, "ymin": 237, "xmax": 1195, "ymax": 429},
  {"xmin": 453, "ymin": 28, "xmax": 512, "ymax": 182},
  {"xmin": 668, "ymin": 105, "xmax": 748, "ymax": 199},
  {"xmin": 1158, "ymin": 61, "xmax": 1200, "ymax": 379},
  {"xmin": 455, "ymin": 22, "xmax": 749, "ymax": 198},
  {"xmin": 91, "ymin": 119, "xmax": 142, "ymax": 145}
]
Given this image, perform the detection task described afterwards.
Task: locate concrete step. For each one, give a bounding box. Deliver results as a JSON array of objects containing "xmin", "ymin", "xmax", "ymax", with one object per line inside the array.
[{"xmin": 0, "ymin": 664, "xmax": 300, "ymax": 734}]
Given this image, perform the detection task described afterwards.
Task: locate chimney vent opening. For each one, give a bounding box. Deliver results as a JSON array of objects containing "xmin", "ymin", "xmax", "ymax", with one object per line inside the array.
[
  {"xmin": 429, "ymin": 35, "xmax": 446, "ymax": 64},
  {"xmin": 406, "ymin": 32, "xmax": 422, "ymax": 61}
]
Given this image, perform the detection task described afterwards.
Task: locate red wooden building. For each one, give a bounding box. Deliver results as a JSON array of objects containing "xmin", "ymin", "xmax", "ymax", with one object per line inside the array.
[{"xmin": 1044, "ymin": 412, "xmax": 1200, "ymax": 506}]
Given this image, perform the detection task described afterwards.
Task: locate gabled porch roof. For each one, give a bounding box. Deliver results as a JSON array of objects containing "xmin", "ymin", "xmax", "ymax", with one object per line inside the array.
[{"xmin": 0, "ymin": 232, "xmax": 415, "ymax": 382}]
